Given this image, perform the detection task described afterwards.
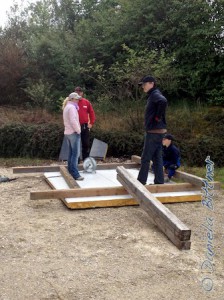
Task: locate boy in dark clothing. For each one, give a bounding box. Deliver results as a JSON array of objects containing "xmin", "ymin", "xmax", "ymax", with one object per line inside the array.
[{"xmin": 162, "ymin": 134, "xmax": 181, "ymax": 181}]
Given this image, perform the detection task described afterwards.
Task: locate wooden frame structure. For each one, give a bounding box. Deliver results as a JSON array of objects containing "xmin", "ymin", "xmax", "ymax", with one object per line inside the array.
[{"xmin": 13, "ymin": 156, "xmax": 220, "ymax": 250}]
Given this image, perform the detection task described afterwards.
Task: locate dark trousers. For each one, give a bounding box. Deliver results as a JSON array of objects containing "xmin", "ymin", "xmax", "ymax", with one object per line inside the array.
[
  {"xmin": 164, "ymin": 158, "xmax": 181, "ymax": 178},
  {"xmin": 137, "ymin": 133, "xmax": 164, "ymax": 185},
  {"xmin": 81, "ymin": 124, "xmax": 90, "ymax": 161}
]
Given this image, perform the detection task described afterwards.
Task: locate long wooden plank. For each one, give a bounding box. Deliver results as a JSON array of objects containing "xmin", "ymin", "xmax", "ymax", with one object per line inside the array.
[
  {"xmin": 59, "ymin": 166, "xmax": 80, "ymax": 188},
  {"xmin": 131, "ymin": 155, "xmax": 221, "ymax": 189},
  {"xmin": 13, "ymin": 162, "xmax": 140, "ymax": 174},
  {"xmin": 117, "ymin": 173, "xmax": 190, "ymax": 241},
  {"xmin": 174, "ymin": 170, "xmax": 221, "ymax": 189},
  {"xmin": 116, "ymin": 166, "xmax": 191, "ymax": 249},
  {"xmin": 13, "ymin": 166, "xmax": 61, "ymax": 173},
  {"xmin": 33, "ymin": 186, "xmax": 201, "ymax": 205},
  {"xmin": 96, "ymin": 162, "xmax": 139, "ymax": 170},
  {"xmin": 117, "ymin": 175, "xmax": 191, "ymax": 250},
  {"xmin": 30, "ymin": 187, "xmax": 127, "ymax": 200},
  {"xmin": 118, "ymin": 185, "xmax": 191, "ymax": 251},
  {"xmin": 30, "ymin": 182, "xmax": 200, "ymax": 200}
]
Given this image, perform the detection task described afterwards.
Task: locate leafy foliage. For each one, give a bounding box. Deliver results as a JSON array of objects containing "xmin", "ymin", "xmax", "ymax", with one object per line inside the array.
[
  {"xmin": 0, "ymin": 0, "xmax": 223, "ymax": 108},
  {"xmin": 23, "ymin": 79, "xmax": 54, "ymax": 110},
  {"xmin": 0, "ymin": 0, "xmax": 223, "ymax": 166}
]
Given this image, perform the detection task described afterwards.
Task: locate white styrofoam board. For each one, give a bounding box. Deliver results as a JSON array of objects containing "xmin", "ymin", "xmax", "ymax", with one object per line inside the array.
[
  {"xmin": 44, "ymin": 170, "xmax": 201, "ymax": 204},
  {"xmin": 45, "ymin": 168, "xmax": 155, "ymax": 188}
]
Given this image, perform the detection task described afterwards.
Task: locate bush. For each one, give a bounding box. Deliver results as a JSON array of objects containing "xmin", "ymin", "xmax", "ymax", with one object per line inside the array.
[
  {"xmin": 0, "ymin": 124, "xmax": 144, "ymax": 160},
  {"xmin": 178, "ymin": 136, "xmax": 223, "ymax": 167},
  {"xmin": 168, "ymin": 107, "xmax": 224, "ymax": 167},
  {"xmin": 0, "ymin": 118, "xmax": 223, "ymax": 167},
  {"xmin": 90, "ymin": 129, "xmax": 143, "ymax": 157},
  {"xmin": 0, "ymin": 123, "xmax": 64, "ymax": 159}
]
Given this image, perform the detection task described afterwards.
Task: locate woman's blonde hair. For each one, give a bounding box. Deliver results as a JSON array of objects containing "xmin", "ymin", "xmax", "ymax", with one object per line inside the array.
[{"xmin": 62, "ymin": 97, "xmax": 70, "ymax": 110}]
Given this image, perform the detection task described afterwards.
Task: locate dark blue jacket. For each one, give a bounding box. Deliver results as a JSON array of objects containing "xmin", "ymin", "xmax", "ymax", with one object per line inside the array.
[
  {"xmin": 163, "ymin": 143, "xmax": 180, "ymax": 166},
  {"xmin": 144, "ymin": 87, "xmax": 167, "ymax": 131}
]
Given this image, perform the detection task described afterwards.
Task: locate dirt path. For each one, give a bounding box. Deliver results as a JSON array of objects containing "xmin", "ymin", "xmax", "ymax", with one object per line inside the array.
[{"xmin": 0, "ymin": 166, "xmax": 223, "ymax": 300}]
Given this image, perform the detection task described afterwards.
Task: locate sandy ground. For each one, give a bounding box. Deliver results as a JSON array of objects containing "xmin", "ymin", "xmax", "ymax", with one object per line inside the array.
[{"xmin": 0, "ymin": 165, "xmax": 224, "ymax": 300}]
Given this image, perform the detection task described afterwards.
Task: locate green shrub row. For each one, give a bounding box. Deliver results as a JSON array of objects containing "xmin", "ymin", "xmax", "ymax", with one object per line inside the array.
[
  {"xmin": 0, "ymin": 124, "xmax": 64, "ymax": 159},
  {"xmin": 90, "ymin": 130, "xmax": 144, "ymax": 158},
  {"xmin": 168, "ymin": 107, "xmax": 224, "ymax": 167},
  {"xmin": 0, "ymin": 123, "xmax": 223, "ymax": 167},
  {"xmin": 178, "ymin": 137, "xmax": 223, "ymax": 167}
]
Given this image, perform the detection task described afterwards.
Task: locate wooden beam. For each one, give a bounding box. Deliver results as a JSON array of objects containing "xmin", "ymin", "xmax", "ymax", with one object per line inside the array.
[
  {"xmin": 131, "ymin": 155, "xmax": 220, "ymax": 189},
  {"xmin": 30, "ymin": 187, "xmax": 127, "ymax": 200},
  {"xmin": 174, "ymin": 170, "xmax": 221, "ymax": 189},
  {"xmin": 13, "ymin": 165, "xmax": 61, "ymax": 173},
  {"xmin": 30, "ymin": 188, "xmax": 201, "ymax": 203},
  {"xmin": 96, "ymin": 162, "xmax": 139, "ymax": 170},
  {"xmin": 59, "ymin": 166, "xmax": 80, "ymax": 188},
  {"xmin": 30, "ymin": 182, "xmax": 199, "ymax": 200},
  {"xmin": 146, "ymin": 182, "xmax": 198, "ymax": 192},
  {"xmin": 13, "ymin": 162, "xmax": 140, "ymax": 174},
  {"xmin": 131, "ymin": 155, "xmax": 141, "ymax": 164},
  {"xmin": 117, "ymin": 166, "xmax": 191, "ymax": 250}
]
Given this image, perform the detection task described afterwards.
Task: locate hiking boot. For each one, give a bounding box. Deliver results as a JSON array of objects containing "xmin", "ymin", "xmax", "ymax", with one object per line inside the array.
[{"xmin": 75, "ymin": 176, "xmax": 84, "ymax": 181}]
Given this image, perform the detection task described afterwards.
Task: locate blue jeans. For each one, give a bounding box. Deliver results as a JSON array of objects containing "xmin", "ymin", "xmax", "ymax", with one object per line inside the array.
[
  {"xmin": 65, "ymin": 133, "xmax": 81, "ymax": 179},
  {"xmin": 137, "ymin": 133, "xmax": 164, "ymax": 185}
]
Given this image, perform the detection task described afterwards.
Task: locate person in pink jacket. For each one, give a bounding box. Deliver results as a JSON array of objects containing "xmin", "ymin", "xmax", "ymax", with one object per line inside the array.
[{"xmin": 62, "ymin": 92, "xmax": 84, "ymax": 180}]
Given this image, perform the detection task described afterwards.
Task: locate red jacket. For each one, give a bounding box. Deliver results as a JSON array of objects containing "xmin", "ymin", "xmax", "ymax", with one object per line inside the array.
[{"xmin": 78, "ymin": 97, "xmax": 96, "ymax": 125}]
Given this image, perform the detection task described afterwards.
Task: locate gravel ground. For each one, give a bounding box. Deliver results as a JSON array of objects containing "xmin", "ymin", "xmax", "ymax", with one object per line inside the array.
[{"xmin": 0, "ymin": 165, "xmax": 223, "ymax": 300}]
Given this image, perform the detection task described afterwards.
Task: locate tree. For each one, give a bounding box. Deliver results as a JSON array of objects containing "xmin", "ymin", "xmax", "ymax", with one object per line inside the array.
[
  {"xmin": 1, "ymin": 0, "xmax": 223, "ymax": 106},
  {"xmin": 0, "ymin": 37, "xmax": 28, "ymax": 105}
]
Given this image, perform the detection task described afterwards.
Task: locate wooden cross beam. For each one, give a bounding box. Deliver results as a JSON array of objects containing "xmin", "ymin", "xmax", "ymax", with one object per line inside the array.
[
  {"xmin": 30, "ymin": 182, "xmax": 200, "ymax": 200},
  {"xmin": 131, "ymin": 155, "xmax": 220, "ymax": 189},
  {"xmin": 13, "ymin": 162, "xmax": 140, "ymax": 174},
  {"xmin": 116, "ymin": 166, "xmax": 191, "ymax": 250}
]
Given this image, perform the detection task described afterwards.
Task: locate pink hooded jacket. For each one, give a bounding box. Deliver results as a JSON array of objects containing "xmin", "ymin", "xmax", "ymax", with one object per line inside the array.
[{"xmin": 63, "ymin": 102, "xmax": 81, "ymax": 135}]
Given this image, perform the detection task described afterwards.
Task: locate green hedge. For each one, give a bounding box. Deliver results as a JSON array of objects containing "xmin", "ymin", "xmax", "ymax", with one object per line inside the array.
[
  {"xmin": 0, "ymin": 123, "xmax": 64, "ymax": 159},
  {"xmin": 90, "ymin": 129, "xmax": 143, "ymax": 157},
  {"xmin": 0, "ymin": 123, "xmax": 223, "ymax": 167},
  {"xmin": 169, "ymin": 107, "xmax": 224, "ymax": 167}
]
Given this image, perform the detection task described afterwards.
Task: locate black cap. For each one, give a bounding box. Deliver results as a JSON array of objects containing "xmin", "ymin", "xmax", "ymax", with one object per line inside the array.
[
  {"xmin": 138, "ymin": 75, "xmax": 156, "ymax": 85},
  {"xmin": 163, "ymin": 134, "xmax": 175, "ymax": 141}
]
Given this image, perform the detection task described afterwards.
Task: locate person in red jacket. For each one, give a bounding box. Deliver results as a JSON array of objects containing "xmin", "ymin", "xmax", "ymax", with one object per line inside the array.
[{"xmin": 74, "ymin": 86, "xmax": 96, "ymax": 161}]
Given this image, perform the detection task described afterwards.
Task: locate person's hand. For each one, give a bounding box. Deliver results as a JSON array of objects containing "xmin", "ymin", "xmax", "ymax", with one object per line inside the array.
[
  {"xmin": 169, "ymin": 164, "xmax": 178, "ymax": 170},
  {"xmin": 88, "ymin": 123, "xmax": 93, "ymax": 129}
]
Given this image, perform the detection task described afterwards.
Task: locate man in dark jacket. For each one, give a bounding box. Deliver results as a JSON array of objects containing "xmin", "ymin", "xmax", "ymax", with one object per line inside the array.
[
  {"xmin": 137, "ymin": 75, "xmax": 167, "ymax": 185},
  {"xmin": 162, "ymin": 133, "xmax": 181, "ymax": 181}
]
